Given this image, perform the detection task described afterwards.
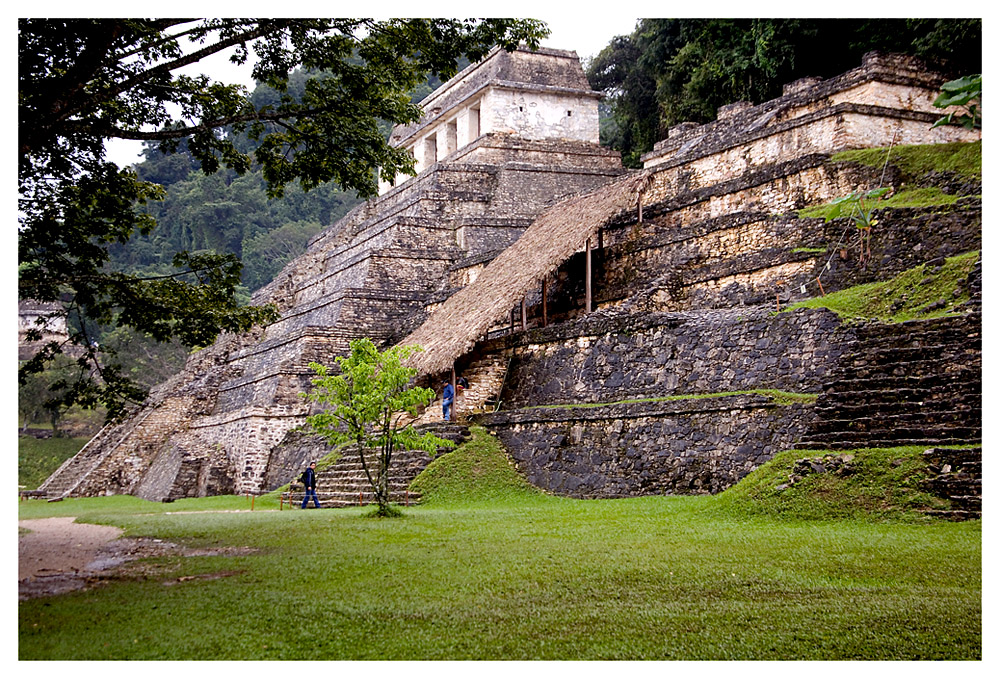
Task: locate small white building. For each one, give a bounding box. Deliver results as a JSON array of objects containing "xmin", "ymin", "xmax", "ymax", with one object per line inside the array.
[{"xmin": 379, "ymin": 46, "xmax": 602, "ymax": 193}]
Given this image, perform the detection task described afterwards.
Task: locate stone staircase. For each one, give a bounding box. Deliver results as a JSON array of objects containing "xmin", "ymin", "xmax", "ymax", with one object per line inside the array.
[
  {"xmin": 795, "ymin": 313, "xmax": 981, "ymax": 450},
  {"xmin": 35, "ymin": 404, "xmax": 160, "ymax": 499},
  {"xmin": 921, "ymin": 446, "xmax": 981, "ymax": 520},
  {"xmin": 412, "ymin": 353, "xmax": 512, "ymax": 425},
  {"xmin": 286, "ymin": 422, "xmax": 471, "ymax": 508}
]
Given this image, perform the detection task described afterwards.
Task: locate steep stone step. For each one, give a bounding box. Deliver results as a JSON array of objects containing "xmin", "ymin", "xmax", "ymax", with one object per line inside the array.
[
  {"xmin": 922, "ymin": 446, "xmax": 981, "ymax": 468},
  {"xmin": 813, "ymin": 401, "xmax": 982, "ymax": 425},
  {"xmin": 842, "ymin": 355, "xmax": 980, "ymax": 378},
  {"xmin": 851, "ymin": 314, "xmax": 981, "ymax": 341},
  {"xmin": 813, "ymin": 389, "xmax": 981, "ymax": 410},
  {"xmin": 811, "ymin": 415, "xmax": 982, "ymax": 440},
  {"xmin": 411, "ymin": 354, "xmax": 511, "ymax": 425},
  {"xmin": 794, "ymin": 436, "xmax": 978, "ymax": 450},
  {"xmin": 803, "ymin": 420, "xmax": 981, "ymax": 437},
  {"xmin": 919, "ymin": 446, "xmax": 982, "ymax": 519},
  {"xmin": 849, "ymin": 330, "xmax": 980, "ymax": 352},
  {"xmin": 37, "ymin": 403, "xmax": 161, "ymax": 498},
  {"xmin": 823, "ymin": 372, "xmax": 980, "ymax": 393}
]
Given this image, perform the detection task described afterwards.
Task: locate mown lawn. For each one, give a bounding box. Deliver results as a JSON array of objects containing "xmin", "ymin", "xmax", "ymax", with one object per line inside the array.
[{"xmin": 18, "ymin": 491, "xmax": 981, "ymax": 659}]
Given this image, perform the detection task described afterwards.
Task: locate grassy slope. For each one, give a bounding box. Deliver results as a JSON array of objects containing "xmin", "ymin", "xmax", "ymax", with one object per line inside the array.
[
  {"xmin": 19, "ymin": 428, "xmax": 981, "ymax": 661},
  {"xmin": 711, "ymin": 445, "xmax": 973, "ymax": 521},
  {"xmin": 798, "ymin": 140, "xmax": 981, "ymax": 219},
  {"xmin": 784, "ymin": 250, "xmax": 978, "ymax": 323}
]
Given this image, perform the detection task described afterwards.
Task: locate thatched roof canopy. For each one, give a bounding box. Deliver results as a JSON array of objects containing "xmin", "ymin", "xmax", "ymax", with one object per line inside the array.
[{"xmin": 402, "ymin": 170, "xmax": 651, "ymax": 376}]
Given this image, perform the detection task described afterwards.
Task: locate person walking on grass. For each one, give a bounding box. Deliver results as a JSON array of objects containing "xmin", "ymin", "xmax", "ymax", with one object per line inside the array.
[{"xmin": 300, "ymin": 461, "xmax": 321, "ymax": 509}]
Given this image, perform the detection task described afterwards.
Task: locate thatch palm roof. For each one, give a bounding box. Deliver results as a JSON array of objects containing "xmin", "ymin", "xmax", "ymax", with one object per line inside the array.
[{"xmin": 402, "ymin": 170, "xmax": 652, "ymax": 376}]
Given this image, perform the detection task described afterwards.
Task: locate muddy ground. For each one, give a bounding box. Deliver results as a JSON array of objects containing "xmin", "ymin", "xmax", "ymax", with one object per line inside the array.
[{"xmin": 18, "ymin": 515, "xmax": 255, "ymax": 600}]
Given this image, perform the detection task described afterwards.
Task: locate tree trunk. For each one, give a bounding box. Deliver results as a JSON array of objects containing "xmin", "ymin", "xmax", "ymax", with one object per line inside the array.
[{"xmin": 375, "ymin": 452, "xmax": 391, "ymax": 514}]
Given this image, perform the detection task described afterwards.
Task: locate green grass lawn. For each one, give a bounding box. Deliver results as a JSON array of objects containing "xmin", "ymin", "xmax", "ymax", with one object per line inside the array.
[{"xmin": 18, "ymin": 429, "xmax": 981, "ymax": 660}]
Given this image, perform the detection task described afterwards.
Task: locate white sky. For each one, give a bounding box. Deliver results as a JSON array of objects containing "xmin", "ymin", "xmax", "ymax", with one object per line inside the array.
[{"xmin": 100, "ymin": 12, "xmax": 642, "ymax": 167}]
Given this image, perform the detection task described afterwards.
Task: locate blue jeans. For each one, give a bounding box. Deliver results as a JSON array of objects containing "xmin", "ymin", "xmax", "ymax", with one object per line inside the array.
[
  {"xmin": 301, "ymin": 488, "xmax": 321, "ymax": 508},
  {"xmin": 443, "ymin": 398, "xmax": 453, "ymax": 421}
]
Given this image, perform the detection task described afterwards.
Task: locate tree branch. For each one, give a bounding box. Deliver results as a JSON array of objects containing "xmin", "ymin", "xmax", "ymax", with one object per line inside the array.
[{"xmin": 51, "ymin": 21, "xmax": 292, "ymax": 130}]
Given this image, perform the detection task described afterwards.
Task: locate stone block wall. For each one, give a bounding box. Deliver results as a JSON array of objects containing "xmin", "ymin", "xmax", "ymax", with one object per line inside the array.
[
  {"xmin": 466, "ymin": 306, "xmax": 851, "ymax": 498},
  {"xmin": 642, "ymin": 52, "xmax": 975, "ymax": 172},
  {"xmin": 489, "ymin": 306, "xmax": 848, "ymax": 410},
  {"xmin": 478, "ymin": 395, "xmax": 813, "ymax": 496},
  {"xmin": 43, "ymin": 51, "xmax": 982, "ymax": 503}
]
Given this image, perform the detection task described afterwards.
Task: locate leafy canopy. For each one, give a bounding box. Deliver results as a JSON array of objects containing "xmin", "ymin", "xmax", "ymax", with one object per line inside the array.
[
  {"xmin": 302, "ymin": 339, "xmax": 454, "ymax": 515},
  {"xmin": 587, "ymin": 19, "xmax": 981, "ymax": 167},
  {"xmin": 18, "ymin": 19, "xmax": 547, "ymax": 420}
]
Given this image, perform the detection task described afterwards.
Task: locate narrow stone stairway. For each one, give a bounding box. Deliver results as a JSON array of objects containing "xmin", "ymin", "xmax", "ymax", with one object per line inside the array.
[
  {"xmin": 287, "ymin": 422, "xmax": 471, "ymax": 508},
  {"xmin": 412, "ymin": 353, "xmax": 511, "ymax": 425},
  {"xmin": 795, "ymin": 312, "xmax": 981, "ymax": 450},
  {"xmin": 921, "ymin": 447, "xmax": 981, "ymax": 520}
]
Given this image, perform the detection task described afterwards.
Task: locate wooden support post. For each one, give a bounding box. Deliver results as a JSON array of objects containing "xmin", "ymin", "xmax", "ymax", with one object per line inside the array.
[
  {"xmin": 541, "ymin": 278, "xmax": 548, "ymax": 327},
  {"xmin": 520, "ymin": 298, "xmax": 527, "ymax": 331},
  {"xmin": 585, "ymin": 237, "xmax": 592, "ymax": 314},
  {"xmin": 817, "ymin": 277, "xmax": 826, "ymax": 296},
  {"xmin": 510, "ymin": 308, "xmax": 515, "ymax": 334},
  {"xmin": 451, "ymin": 364, "xmax": 457, "ymax": 419}
]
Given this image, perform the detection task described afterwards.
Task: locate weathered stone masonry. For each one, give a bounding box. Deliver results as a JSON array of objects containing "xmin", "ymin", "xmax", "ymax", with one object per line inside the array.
[
  {"xmin": 480, "ymin": 396, "xmax": 814, "ymax": 497},
  {"xmin": 475, "ymin": 306, "xmax": 849, "ymax": 496},
  {"xmin": 39, "ymin": 46, "xmax": 623, "ymax": 501},
  {"xmin": 39, "ymin": 48, "xmax": 981, "ymax": 503}
]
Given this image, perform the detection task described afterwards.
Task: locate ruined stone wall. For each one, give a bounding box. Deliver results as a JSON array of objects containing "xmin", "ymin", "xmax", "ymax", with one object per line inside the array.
[
  {"xmin": 44, "ymin": 51, "xmax": 982, "ymax": 502},
  {"xmin": 488, "ymin": 306, "xmax": 848, "ymax": 409},
  {"xmin": 186, "ymin": 407, "xmax": 308, "ymax": 493},
  {"xmin": 642, "ymin": 52, "xmax": 972, "ymax": 172},
  {"xmin": 481, "ymin": 87, "xmax": 599, "ymax": 143},
  {"xmin": 594, "ymin": 198, "xmax": 981, "ymax": 315},
  {"xmin": 468, "ymin": 307, "xmax": 848, "ymax": 496},
  {"xmin": 479, "ymin": 396, "xmax": 812, "ymax": 497}
]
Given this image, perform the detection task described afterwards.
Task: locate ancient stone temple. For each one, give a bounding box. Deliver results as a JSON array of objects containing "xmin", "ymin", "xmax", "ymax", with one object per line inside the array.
[{"xmin": 40, "ymin": 48, "xmax": 981, "ymax": 506}]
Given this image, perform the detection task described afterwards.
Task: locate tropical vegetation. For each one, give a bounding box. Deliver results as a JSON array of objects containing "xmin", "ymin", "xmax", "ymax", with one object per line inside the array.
[{"xmin": 586, "ymin": 19, "xmax": 981, "ymax": 166}]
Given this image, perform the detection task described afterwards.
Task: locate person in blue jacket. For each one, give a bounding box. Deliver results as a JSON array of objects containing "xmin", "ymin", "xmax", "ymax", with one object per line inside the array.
[
  {"xmin": 300, "ymin": 461, "xmax": 321, "ymax": 509},
  {"xmin": 442, "ymin": 381, "xmax": 454, "ymax": 421}
]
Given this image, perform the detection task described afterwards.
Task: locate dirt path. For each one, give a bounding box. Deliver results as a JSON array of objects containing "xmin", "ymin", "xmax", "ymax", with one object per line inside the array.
[
  {"xmin": 18, "ymin": 516, "xmax": 130, "ymax": 599},
  {"xmin": 18, "ymin": 514, "xmax": 258, "ymax": 600},
  {"xmin": 18, "ymin": 517, "xmax": 122, "ymax": 580}
]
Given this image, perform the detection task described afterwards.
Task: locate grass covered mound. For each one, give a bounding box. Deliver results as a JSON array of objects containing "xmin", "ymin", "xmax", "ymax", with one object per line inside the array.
[
  {"xmin": 784, "ymin": 250, "xmax": 978, "ymax": 323},
  {"xmin": 712, "ymin": 445, "xmax": 968, "ymax": 522},
  {"xmin": 798, "ymin": 140, "xmax": 981, "ymax": 219},
  {"xmin": 833, "ymin": 140, "xmax": 981, "ymax": 184},
  {"xmin": 409, "ymin": 425, "xmax": 544, "ymax": 506}
]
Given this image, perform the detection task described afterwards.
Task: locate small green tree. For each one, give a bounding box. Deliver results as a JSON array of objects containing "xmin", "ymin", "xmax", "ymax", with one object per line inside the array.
[
  {"xmin": 824, "ymin": 187, "xmax": 891, "ymax": 266},
  {"xmin": 301, "ymin": 339, "xmax": 453, "ymax": 516}
]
